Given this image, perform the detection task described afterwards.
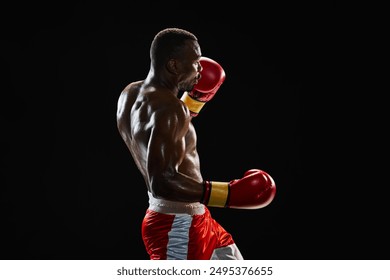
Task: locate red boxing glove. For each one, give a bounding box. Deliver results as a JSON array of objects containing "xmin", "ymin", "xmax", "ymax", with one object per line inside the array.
[
  {"xmin": 202, "ymin": 169, "xmax": 276, "ymax": 209},
  {"xmin": 181, "ymin": 56, "xmax": 226, "ymax": 116}
]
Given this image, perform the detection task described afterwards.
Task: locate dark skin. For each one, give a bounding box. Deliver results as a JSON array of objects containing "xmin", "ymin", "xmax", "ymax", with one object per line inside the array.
[{"xmin": 117, "ymin": 39, "xmax": 205, "ymax": 202}]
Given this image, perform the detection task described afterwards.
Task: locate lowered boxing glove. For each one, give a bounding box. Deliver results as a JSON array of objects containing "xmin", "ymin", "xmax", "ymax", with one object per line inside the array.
[
  {"xmin": 202, "ymin": 169, "xmax": 276, "ymax": 209},
  {"xmin": 181, "ymin": 56, "xmax": 226, "ymax": 116}
]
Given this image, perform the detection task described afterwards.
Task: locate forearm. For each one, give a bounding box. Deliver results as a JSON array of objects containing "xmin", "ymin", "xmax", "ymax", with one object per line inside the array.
[{"xmin": 149, "ymin": 171, "xmax": 205, "ymax": 203}]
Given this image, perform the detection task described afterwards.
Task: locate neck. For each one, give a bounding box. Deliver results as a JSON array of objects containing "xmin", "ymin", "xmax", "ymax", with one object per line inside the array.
[{"xmin": 145, "ymin": 69, "xmax": 179, "ymax": 95}]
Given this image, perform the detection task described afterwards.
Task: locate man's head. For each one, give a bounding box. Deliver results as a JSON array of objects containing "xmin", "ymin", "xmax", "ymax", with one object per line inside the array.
[{"xmin": 150, "ymin": 28, "xmax": 200, "ymax": 71}]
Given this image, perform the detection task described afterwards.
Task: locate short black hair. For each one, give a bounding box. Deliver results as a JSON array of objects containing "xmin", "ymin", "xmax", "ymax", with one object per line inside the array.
[{"xmin": 150, "ymin": 28, "xmax": 198, "ymax": 69}]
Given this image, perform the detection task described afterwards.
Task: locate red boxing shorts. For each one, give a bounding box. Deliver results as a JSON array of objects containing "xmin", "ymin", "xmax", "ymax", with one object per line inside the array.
[{"xmin": 142, "ymin": 192, "xmax": 243, "ymax": 260}]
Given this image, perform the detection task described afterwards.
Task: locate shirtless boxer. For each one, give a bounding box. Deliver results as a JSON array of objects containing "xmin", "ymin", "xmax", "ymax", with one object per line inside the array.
[{"xmin": 116, "ymin": 27, "xmax": 276, "ymax": 260}]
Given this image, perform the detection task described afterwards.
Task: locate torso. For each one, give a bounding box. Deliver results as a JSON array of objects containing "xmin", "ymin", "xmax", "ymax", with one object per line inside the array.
[{"xmin": 117, "ymin": 81, "xmax": 202, "ymax": 192}]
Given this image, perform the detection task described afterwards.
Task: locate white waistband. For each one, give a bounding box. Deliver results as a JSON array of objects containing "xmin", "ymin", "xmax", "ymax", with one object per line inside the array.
[{"xmin": 147, "ymin": 192, "xmax": 205, "ymax": 215}]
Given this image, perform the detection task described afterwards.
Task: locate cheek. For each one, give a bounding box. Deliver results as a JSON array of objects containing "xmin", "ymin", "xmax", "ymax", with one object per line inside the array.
[
  {"xmin": 181, "ymin": 66, "xmax": 197, "ymax": 80},
  {"xmin": 188, "ymin": 66, "xmax": 198, "ymax": 79}
]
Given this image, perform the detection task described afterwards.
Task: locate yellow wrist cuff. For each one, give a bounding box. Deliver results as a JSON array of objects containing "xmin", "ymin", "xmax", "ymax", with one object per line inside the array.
[
  {"xmin": 181, "ymin": 92, "xmax": 205, "ymax": 114},
  {"xmin": 208, "ymin": 181, "xmax": 229, "ymax": 207}
]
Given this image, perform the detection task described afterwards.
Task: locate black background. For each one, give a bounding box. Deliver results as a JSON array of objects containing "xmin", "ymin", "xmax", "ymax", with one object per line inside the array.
[{"xmin": 1, "ymin": 2, "xmax": 386, "ymax": 260}]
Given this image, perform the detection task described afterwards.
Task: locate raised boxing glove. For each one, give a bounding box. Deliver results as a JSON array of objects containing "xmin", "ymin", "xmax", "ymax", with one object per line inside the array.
[
  {"xmin": 202, "ymin": 169, "xmax": 276, "ymax": 209},
  {"xmin": 181, "ymin": 56, "xmax": 226, "ymax": 117}
]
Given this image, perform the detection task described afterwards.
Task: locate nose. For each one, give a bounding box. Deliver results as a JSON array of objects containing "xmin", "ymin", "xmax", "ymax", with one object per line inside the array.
[{"xmin": 198, "ymin": 61, "xmax": 203, "ymax": 72}]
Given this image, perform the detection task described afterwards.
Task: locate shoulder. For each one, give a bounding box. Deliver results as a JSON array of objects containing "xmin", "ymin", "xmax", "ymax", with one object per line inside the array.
[
  {"xmin": 154, "ymin": 92, "xmax": 190, "ymax": 120},
  {"xmin": 120, "ymin": 80, "xmax": 143, "ymax": 97},
  {"xmin": 117, "ymin": 81, "xmax": 143, "ymax": 119},
  {"xmin": 118, "ymin": 81, "xmax": 143, "ymax": 103},
  {"xmin": 146, "ymin": 92, "xmax": 191, "ymax": 135}
]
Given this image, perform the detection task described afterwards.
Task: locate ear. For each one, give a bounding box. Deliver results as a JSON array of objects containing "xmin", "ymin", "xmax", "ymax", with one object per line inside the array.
[{"xmin": 166, "ymin": 59, "xmax": 178, "ymax": 75}]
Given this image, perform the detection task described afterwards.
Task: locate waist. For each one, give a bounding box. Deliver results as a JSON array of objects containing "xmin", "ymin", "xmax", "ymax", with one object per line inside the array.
[{"xmin": 147, "ymin": 192, "xmax": 205, "ymax": 215}]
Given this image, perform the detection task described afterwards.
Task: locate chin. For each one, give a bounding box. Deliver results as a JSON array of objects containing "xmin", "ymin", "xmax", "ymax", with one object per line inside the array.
[{"xmin": 187, "ymin": 84, "xmax": 195, "ymax": 92}]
